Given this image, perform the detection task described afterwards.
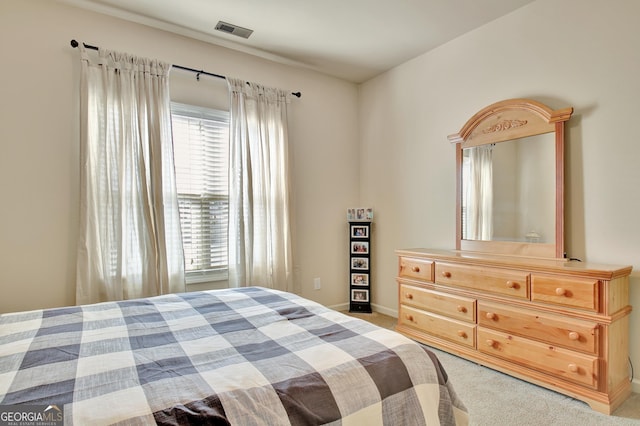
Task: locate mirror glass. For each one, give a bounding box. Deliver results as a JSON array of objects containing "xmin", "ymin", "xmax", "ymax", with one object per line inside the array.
[
  {"xmin": 450, "ymin": 98, "xmax": 572, "ymax": 258},
  {"xmin": 461, "ymin": 133, "xmax": 555, "ymax": 243}
]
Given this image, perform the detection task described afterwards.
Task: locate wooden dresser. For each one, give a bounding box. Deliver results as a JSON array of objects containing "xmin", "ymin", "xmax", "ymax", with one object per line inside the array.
[{"xmin": 395, "ymin": 248, "xmax": 633, "ymax": 414}]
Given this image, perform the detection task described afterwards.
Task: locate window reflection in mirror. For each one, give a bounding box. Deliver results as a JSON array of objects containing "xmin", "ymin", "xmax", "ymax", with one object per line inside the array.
[{"xmin": 461, "ymin": 133, "xmax": 555, "ymax": 243}]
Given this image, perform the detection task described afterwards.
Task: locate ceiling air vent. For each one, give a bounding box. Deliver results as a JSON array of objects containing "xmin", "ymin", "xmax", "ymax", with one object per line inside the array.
[{"xmin": 215, "ymin": 21, "xmax": 253, "ymax": 39}]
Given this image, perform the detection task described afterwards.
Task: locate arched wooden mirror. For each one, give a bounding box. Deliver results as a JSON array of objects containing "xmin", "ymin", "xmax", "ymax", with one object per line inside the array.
[{"xmin": 448, "ymin": 99, "xmax": 573, "ymax": 259}]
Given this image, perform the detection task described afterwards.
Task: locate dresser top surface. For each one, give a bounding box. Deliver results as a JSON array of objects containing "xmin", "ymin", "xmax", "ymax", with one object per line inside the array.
[{"xmin": 396, "ymin": 248, "xmax": 633, "ymax": 279}]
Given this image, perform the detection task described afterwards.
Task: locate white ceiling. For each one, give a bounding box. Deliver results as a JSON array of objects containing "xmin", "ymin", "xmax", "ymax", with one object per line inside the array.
[{"xmin": 61, "ymin": 0, "xmax": 536, "ymax": 83}]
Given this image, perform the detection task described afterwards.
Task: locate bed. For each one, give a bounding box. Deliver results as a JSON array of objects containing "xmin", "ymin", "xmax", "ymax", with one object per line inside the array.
[{"xmin": 0, "ymin": 287, "xmax": 467, "ymax": 425}]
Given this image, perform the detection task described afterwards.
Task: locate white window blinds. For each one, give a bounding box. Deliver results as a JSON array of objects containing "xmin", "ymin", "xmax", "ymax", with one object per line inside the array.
[{"xmin": 171, "ymin": 103, "xmax": 229, "ymax": 282}]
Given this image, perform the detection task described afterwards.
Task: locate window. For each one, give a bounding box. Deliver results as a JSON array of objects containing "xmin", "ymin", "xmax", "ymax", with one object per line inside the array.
[{"xmin": 171, "ymin": 103, "xmax": 229, "ymax": 283}]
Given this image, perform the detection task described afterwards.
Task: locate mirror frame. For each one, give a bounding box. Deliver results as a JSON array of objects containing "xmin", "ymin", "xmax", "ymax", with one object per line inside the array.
[{"xmin": 448, "ymin": 99, "xmax": 573, "ymax": 259}]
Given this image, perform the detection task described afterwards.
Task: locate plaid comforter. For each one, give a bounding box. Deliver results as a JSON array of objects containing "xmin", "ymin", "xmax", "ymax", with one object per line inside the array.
[{"xmin": 0, "ymin": 287, "xmax": 467, "ymax": 425}]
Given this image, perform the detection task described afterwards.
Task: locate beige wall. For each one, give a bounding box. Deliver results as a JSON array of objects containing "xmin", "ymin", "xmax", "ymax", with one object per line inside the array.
[
  {"xmin": 360, "ymin": 0, "xmax": 640, "ymax": 391},
  {"xmin": 0, "ymin": 0, "xmax": 359, "ymax": 311}
]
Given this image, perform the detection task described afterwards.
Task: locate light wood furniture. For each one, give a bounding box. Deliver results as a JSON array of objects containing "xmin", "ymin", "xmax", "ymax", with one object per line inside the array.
[
  {"xmin": 395, "ymin": 99, "xmax": 633, "ymax": 414},
  {"xmin": 395, "ymin": 248, "xmax": 632, "ymax": 414},
  {"xmin": 449, "ymin": 98, "xmax": 572, "ymax": 258}
]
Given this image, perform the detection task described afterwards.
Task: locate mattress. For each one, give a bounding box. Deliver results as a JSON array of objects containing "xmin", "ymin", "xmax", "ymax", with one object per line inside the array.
[{"xmin": 0, "ymin": 287, "xmax": 467, "ymax": 425}]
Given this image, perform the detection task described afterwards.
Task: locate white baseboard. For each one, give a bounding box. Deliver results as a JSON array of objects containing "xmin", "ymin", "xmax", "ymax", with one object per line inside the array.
[
  {"xmin": 371, "ymin": 303, "xmax": 397, "ymax": 318},
  {"xmin": 327, "ymin": 302, "xmax": 398, "ymax": 318},
  {"xmin": 327, "ymin": 302, "xmax": 349, "ymax": 312},
  {"xmin": 632, "ymin": 377, "xmax": 640, "ymax": 394}
]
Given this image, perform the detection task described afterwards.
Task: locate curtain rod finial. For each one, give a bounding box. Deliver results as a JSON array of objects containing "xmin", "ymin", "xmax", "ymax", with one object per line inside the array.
[
  {"xmin": 292, "ymin": 92, "xmax": 301, "ymax": 98},
  {"xmin": 70, "ymin": 39, "xmax": 79, "ymax": 48}
]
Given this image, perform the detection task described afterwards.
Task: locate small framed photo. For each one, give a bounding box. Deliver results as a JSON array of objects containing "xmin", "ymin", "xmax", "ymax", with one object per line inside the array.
[
  {"xmin": 351, "ymin": 225, "xmax": 369, "ymax": 239},
  {"xmin": 347, "ymin": 207, "xmax": 373, "ymax": 222},
  {"xmin": 351, "ymin": 273, "xmax": 369, "ymax": 286},
  {"xmin": 351, "ymin": 257, "xmax": 369, "ymax": 270},
  {"xmin": 351, "ymin": 289, "xmax": 369, "ymax": 302},
  {"xmin": 351, "ymin": 241, "xmax": 369, "ymax": 254}
]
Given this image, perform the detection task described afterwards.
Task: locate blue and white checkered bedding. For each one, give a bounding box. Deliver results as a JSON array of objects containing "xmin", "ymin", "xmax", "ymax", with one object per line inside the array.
[{"xmin": 0, "ymin": 287, "xmax": 467, "ymax": 425}]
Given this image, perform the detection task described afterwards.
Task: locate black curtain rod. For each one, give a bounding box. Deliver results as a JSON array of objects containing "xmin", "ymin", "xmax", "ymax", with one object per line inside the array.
[{"xmin": 70, "ymin": 39, "xmax": 301, "ymax": 98}]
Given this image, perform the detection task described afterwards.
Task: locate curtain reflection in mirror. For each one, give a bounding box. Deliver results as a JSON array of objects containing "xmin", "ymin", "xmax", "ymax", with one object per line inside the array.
[{"xmin": 463, "ymin": 145, "xmax": 493, "ymax": 240}]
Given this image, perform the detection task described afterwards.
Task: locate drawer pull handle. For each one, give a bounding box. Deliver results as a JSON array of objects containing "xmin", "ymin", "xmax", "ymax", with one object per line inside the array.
[
  {"xmin": 568, "ymin": 363, "xmax": 579, "ymax": 373},
  {"xmin": 411, "ymin": 266, "xmax": 420, "ymax": 273},
  {"xmin": 406, "ymin": 293, "xmax": 414, "ymax": 300},
  {"xmin": 456, "ymin": 305, "xmax": 467, "ymax": 313},
  {"xmin": 568, "ymin": 331, "xmax": 579, "ymax": 341},
  {"xmin": 506, "ymin": 281, "xmax": 516, "ymax": 289},
  {"xmin": 441, "ymin": 271, "xmax": 452, "ymax": 278},
  {"xmin": 485, "ymin": 312, "xmax": 496, "ymax": 320},
  {"xmin": 486, "ymin": 339, "xmax": 496, "ymax": 347},
  {"xmin": 457, "ymin": 330, "xmax": 467, "ymax": 338},
  {"xmin": 556, "ymin": 287, "xmax": 567, "ymax": 296},
  {"xmin": 406, "ymin": 314, "xmax": 414, "ymax": 322}
]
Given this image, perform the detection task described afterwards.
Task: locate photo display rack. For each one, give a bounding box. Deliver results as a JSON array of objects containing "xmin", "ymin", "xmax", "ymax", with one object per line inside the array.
[{"xmin": 348, "ymin": 209, "xmax": 372, "ymax": 313}]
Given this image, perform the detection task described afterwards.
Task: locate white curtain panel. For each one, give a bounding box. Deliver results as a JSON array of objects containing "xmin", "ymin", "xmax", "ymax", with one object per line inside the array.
[
  {"xmin": 227, "ymin": 78, "xmax": 293, "ymax": 291},
  {"xmin": 466, "ymin": 145, "xmax": 493, "ymax": 241},
  {"xmin": 76, "ymin": 46, "xmax": 185, "ymax": 304}
]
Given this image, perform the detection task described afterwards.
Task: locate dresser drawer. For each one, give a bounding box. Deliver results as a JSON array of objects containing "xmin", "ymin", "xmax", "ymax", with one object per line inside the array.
[
  {"xmin": 478, "ymin": 328, "xmax": 598, "ymax": 389},
  {"xmin": 400, "ymin": 284, "xmax": 476, "ymax": 322},
  {"xmin": 531, "ymin": 274, "xmax": 599, "ymax": 312},
  {"xmin": 399, "ymin": 305, "xmax": 476, "ymax": 348},
  {"xmin": 399, "ymin": 257, "xmax": 434, "ymax": 282},
  {"xmin": 435, "ymin": 262, "xmax": 529, "ymax": 299},
  {"xmin": 478, "ymin": 302, "xmax": 598, "ymax": 354}
]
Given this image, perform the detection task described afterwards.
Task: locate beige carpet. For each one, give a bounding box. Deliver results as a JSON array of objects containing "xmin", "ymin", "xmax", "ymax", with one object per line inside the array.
[{"xmin": 344, "ymin": 310, "xmax": 640, "ymax": 425}]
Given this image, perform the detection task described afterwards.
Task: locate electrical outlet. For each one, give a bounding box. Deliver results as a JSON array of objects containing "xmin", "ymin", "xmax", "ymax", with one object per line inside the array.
[{"xmin": 313, "ymin": 277, "xmax": 321, "ymax": 290}]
